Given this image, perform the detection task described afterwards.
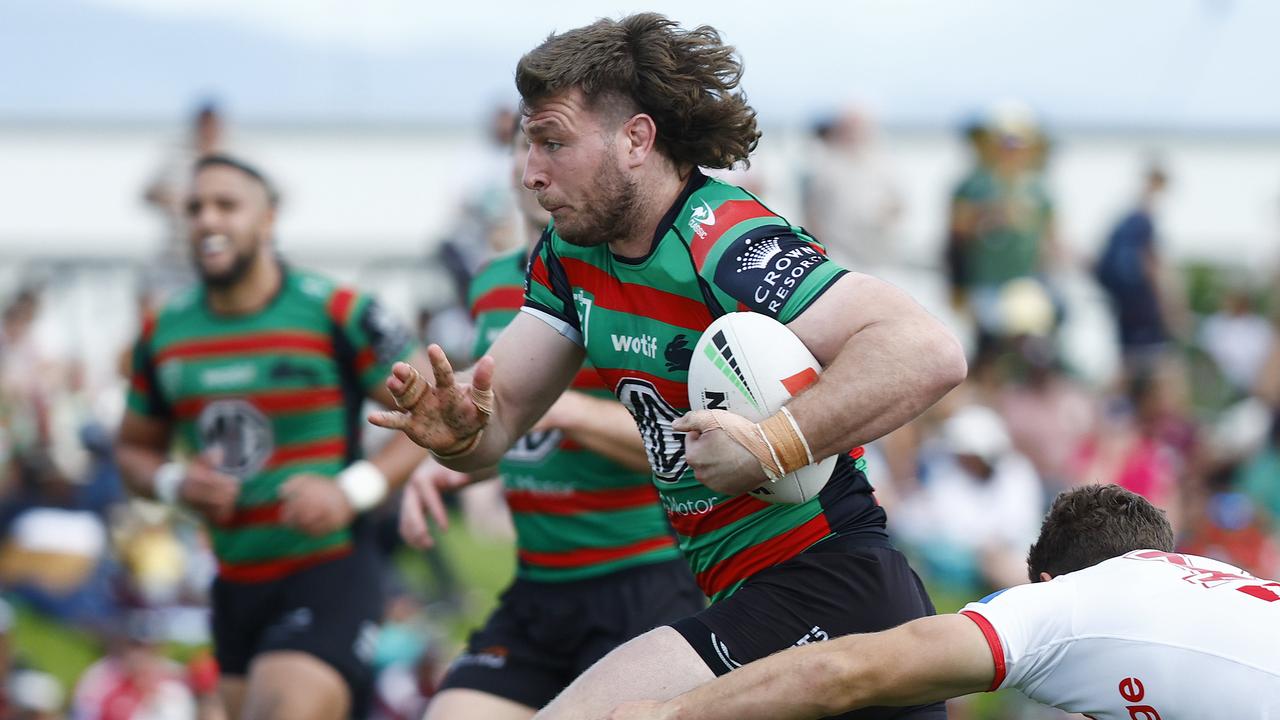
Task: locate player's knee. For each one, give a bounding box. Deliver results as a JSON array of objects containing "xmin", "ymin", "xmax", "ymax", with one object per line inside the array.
[{"xmin": 244, "ymin": 652, "xmax": 350, "ymax": 720}]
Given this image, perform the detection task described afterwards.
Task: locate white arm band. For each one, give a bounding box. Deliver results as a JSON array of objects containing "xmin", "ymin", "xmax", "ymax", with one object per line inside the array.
[
  {"xmin": 337, "ymin": 460, "xmax": 389, "ymax": 513},
  {"xmin": 153, "ymin": 462, "xmax": 187, "ymax": 505}
]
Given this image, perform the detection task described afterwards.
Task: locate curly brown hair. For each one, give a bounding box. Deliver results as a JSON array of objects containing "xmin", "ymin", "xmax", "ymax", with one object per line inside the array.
[{"xmin": 515, "ymin": 13, "xmax": 761, "ymax": 170}]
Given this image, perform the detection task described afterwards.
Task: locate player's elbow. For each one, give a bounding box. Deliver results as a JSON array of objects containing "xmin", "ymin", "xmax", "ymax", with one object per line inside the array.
[
  {"xmin": 801, "ymin": 644, "xmax": 882, "ymax": 715},
  {"xmin": 919, "ymin": 322, "xmax": 968, "ymax": 399}
]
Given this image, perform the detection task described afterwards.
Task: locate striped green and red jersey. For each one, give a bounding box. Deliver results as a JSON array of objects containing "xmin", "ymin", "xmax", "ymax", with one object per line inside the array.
[
  {"xmin": 126, "ymin": 267, "xmax": 414, "ymax": 582},
  {"xmin": 471, "ymin": 248, "xmax": 681, "ymax": 582},
  {"xmin": 523, "ymin": 172, "xmax": 884, "ymax": 601}
]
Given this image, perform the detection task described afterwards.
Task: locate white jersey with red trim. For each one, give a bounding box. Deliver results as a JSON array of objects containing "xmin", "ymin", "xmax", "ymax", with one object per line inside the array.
[{"xmin": 959, "ymin": 550, "xmax": 1280, "ymax": 719}]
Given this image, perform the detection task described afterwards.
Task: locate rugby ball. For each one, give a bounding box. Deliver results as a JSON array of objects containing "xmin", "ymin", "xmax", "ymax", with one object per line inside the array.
[{"xmin": 687, "ymin": 312, "xmax": 836, "ymax": 504}]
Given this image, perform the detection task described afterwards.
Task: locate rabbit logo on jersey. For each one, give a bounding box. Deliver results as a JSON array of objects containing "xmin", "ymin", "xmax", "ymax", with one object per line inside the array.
[
  {"xmin": 688, "ymin": 200, "xmax": 717, "ymax": 239},
  {"xmin": 616, "ymin": 378, "xmax": 687, "ymax": 481}
]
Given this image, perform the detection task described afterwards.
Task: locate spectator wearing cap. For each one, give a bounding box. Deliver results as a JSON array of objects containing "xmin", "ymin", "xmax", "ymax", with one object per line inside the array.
[
  {"xmin": 893, "ymin": 404, "xmax": 1044, "ymax": 593},
  {"xmin": 946, "ymin": 101, "xmax": 1062, "ymax": 355}
]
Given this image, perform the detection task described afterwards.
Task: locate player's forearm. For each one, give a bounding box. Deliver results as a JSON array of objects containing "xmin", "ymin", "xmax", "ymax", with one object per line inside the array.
[
  {"xmin": 115, "ymin": 442, "xmax": 169, "ymax": 499},
  {"xmin": 661, "ymin": 639, "xmax": 877, "ymax": 720},
  {"xmin": 791, "ymin": 312, "xmax": 965, "ymax": 459},
  {"xmin": 554, "ymin": 395, "xmax": 650, "ymax": 473}
]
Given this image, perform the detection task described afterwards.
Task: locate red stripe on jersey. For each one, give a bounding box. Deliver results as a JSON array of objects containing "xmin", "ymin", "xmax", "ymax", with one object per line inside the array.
[
  {"xmin": 354, "ymin": 347, "xmax": 376, "ymax": 376},
  {"xmin": 265, "ymin": 438, "xmax": 346, "ymax": 469},
  {"xmin": 505, "ymin": 484, "xmax": 660, "ymax": 515},
  {"xmin": 156, "ymin": 331, "xmax": 332, "ymax": 363},
  {"xmin": 472, "ymin": 287, "xmax": 525, "ymax": 318},
  {"xmin": 218, "ymin": 544, "xmax": 352, "ymax": 583},
  {"xmin": 327, "ymin": 287, "xmax": 357, "ymax": 326},
  {"xmin": 140, "ymin": 313, "xmax": 158, "ymax": 342},
  {"xmin": 667, "ymin": 493, "xmax": 772, "ymax": 537},
  {"xmin": 694, "ymin": 513, "xmax": 831, "ymax": 597},
  {"xmin": 570, "ymin": 367, "xmax": 610, "ymax": 392},
  {"xmin": 130, "ymin": 373, "xmax": 150, "ymax": 395},
  {"xmin": 780, "ymin": 367, "xmax": 818, "ymax": 396},
  {"xmin": 175, "ymin": 388, "xmax": 343, "ymax": 419},
  {"xmin": 688, "ymin": 200, "xmax": 774, "ymax": 270},
  {"xmin": 960, "ymin": 610, "xmax": 1007, "ymax": 691},
  {"xmin": 219, "ymin": 501, "xmax": 283, "ymax": 529},
  {"xmin": 850, "ymin": 446, "xmax": 865, "ymax": 461},
  {"xmin": 518, "ymin": 536, "xmax": 675, "ymax": 569},
  {"xmin": 594, "ymin": 367, "xmax": 688, "ymax": 409},
  {"xmin": 559, "ymin": 257, "xmax": 713, "ymax": 332},
  {"xmin": 528, "ymin": 255, "xmax": 551, "ymax": 290}
]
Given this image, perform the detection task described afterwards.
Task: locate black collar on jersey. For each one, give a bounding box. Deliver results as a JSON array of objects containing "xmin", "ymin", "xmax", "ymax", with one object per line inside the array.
[{"xmin": 612, "ymin": 169, "xmax": 710, "ymax": 266}]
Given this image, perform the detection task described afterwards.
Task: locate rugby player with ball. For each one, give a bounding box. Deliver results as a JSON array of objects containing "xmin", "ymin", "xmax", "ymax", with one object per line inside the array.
[{"xmin": 371, "ymin": 13, "xmax": 967, "ymax": 720}]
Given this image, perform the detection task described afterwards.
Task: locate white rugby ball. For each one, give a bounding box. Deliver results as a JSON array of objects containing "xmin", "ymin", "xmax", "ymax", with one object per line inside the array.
[{"xmin": 686, "ymin": 312, "xmax": 835, "ymax": 504}]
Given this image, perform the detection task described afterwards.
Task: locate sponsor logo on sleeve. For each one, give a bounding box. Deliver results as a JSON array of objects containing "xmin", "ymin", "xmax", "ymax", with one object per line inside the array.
[{"xmin": 713, "ymin": 234, "xmax": 830, "ymax": 317}]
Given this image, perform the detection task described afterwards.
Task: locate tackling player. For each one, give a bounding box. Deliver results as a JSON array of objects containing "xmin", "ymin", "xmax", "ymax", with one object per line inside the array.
[
  {"xmin": 116, "ymin": 155, "xmax": 430, "ymax": 719},
  {"xmin": 372, "ymin": 14, "xmax": 966, "ymax": 720},
  {"xmin": 607, "ymin": 484, "xmax": 1280, "ymax": 720}
]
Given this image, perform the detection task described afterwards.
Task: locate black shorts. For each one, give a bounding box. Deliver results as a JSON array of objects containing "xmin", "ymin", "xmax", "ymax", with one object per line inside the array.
[
  {"xmin": 438, "ymin": 558, "xmax": 706, "ymax": 709},
  {"xmin": 672, "ymin": 536, "xmax": 946, "ymax": 720},
  {"xmin": 211, "ymin": 546, "xmax": 383, "ymax": 718}
]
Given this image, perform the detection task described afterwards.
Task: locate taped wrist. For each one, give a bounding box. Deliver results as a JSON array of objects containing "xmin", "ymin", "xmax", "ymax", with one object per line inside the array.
[
  {"xmin": 337, "ymin": 460, "xmax": 388, "ymax": 512},
  {"xmin": 701, "ymin": 407, "xmax": 815, "ymax": 481},
  {"xmin": 431, "ymin": 428, "xmax": 484, "ymax": 459}
]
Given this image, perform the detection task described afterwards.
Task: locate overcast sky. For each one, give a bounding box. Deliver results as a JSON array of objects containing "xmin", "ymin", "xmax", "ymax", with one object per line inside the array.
[{"xmin": 4, "ymin": 0, "xmax": 1278, "ymax": 129}]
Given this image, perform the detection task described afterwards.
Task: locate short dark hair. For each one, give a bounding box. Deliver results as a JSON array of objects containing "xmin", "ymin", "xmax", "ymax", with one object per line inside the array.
[
  {"xmin": 194, "ymin": 153, "xmax": 279, "ymax": 208},
  {"xmin": 1026, "ymin": 484, "xmax": 1174, "ymax": 582},
  {"xmin": 515, "ymin": 13, "xmax": 761, "ymax": 170}
]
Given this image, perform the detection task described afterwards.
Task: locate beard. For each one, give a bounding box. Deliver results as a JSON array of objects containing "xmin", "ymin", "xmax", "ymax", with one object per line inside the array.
[
  {"xmin": 553, "ymin": 154, "xmax": 641, "ymax": 249},
  {"xmin": 194, "ymin": 236, "xmax": 259, "ymax": 288}
]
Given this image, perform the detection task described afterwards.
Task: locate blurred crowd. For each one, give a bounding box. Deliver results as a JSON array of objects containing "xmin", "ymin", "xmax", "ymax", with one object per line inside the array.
[{"xmin": 0, "ymin": 98, "xmax": 1277, "ymax": 719}]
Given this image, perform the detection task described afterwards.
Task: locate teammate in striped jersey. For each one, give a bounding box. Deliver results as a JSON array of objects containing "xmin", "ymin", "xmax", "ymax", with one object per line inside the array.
[
  {"xmin": 116, "ymin": 155, "xmax": 431, "ymax": 720},
  {"xmin": 397, "ymin": 125, "xmax": 703, "ymax": 720},
  {"xmin": 371, "ymin": 14, "xmax": 966, "ymax": 720}
]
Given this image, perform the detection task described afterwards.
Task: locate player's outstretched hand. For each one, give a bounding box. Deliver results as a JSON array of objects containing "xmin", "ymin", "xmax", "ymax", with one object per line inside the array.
[
  {"xmin": 603, "ymin": 700, "xmax": 674, "ymax": 720},
  {"xmin": 399, "ymin": 458, "xmax": 470, "ymax": 549},
  {"xmin": 279, "ymin": 474, "xmax": 355, "ymax": 536},
  {"xmin": 368, "ymin": 345, "xmax": 496, "ymax": 455},
  {"xmin": 673, "ymin": 409, "xmax": 768, "ymax": 496},
  {"xmin": 179, "ymin": 449, "xmax": 240, "ymax": 524}
]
